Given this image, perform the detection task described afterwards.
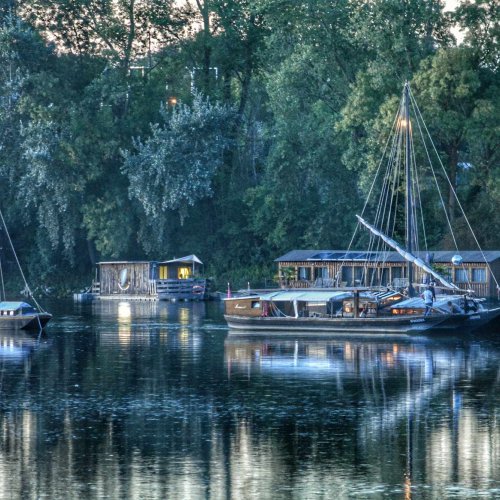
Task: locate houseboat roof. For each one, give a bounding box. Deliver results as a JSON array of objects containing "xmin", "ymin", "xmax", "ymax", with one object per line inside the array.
[
  {"xmin": 98, "ymin": 255, "xmax": 203, "ymax": 266},
  {"xmin": 275, "ymin": 250, "xmax": 500, "ymax": 264},
  {"xmin": 97, "ymin": 261, "xmax": 151, "ymax": 265},
  {"xmin": 159, "ymin": 254, "xmax": 203, "ymax": 265}
]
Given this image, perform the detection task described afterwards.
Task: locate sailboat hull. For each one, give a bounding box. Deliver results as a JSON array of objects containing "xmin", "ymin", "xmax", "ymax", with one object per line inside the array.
[{"xmin": 0, "ymin": 313, "xmax": 52, "ymax": 331}]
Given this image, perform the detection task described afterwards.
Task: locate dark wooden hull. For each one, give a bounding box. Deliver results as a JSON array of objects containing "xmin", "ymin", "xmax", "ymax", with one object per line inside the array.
[
  {"xmin": 436, "ymin": 307, "xmax": 500, "ymax": 332},
  {"xmin": 224, "ymin": 314, "xmax": 450, "ymax": 335},
  {"xmin": 225, "ymin": 307, "xmax": 500, "ymax": 335},
  {"xmin": 0, "ymin": 313, "xmax": 52, "ymax": 331}
]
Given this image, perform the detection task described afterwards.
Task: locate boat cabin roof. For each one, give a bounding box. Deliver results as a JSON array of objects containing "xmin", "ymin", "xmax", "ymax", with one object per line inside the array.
[
  {"xmin": 225, "ymin": 290, "xmax": 355, "ymax": 302},
  {"xmin": 391, "ymin": 295, "xmax": 464, "ymax": 312},
  {"xmin": 0, "ymin": 301, "xmax": 35, "ymax": 311}
]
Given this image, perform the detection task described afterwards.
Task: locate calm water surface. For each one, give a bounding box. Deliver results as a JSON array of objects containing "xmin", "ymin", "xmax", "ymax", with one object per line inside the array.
[{"xmin": 0, "ymin": 299, "xmax": 499, "ymax": 499}]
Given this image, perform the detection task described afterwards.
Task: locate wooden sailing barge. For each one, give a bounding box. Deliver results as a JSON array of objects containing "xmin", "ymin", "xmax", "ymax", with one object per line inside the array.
[{"xmin": 224, "ymin": 82, "xmax": 500, "ymax": 335}]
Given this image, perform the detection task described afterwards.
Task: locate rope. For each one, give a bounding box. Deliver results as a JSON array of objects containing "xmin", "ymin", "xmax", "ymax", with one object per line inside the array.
[
  {"xmin": 0, "ymin": 208, "xmax": 45, "ymax": 312},
  {"xmin": 409, "ymin": 88, "xmax": 494, "ymax": 289},
  {"xmin": 0, "ymin": 252, "xmax": 5, "ymax": 301},
  {"xmin": 334, "ymin": 99, "xmax": 402, "ymax": 285}
]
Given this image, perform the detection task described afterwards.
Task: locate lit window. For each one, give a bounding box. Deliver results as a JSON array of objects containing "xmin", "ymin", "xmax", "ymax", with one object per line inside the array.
[{"xmin": 178, "ymin": 267, "xmax": 192, "ymax": 279}]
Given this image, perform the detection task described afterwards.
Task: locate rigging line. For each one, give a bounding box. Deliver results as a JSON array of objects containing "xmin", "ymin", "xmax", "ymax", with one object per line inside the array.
[
  {"xmin": 0, "ymin": 208, "xmax": 44, "ymax": 312},
  {"xmin": 371, "ymin": 114, "xmax": 403, "ymax": 268},
  {"xmin": 385, "ymin": 128, "xmax": 404, "ymax": 240},
  {"xmin": 368, "ymin": 134, "xmax": 395, "ymax": 275},
  {"xmin": 0, "ymin": 253, "xmax": 5, "ymax": 301},
  {"xmin": 410, "ymin": 92, "xmax": 486, "ymax": 290},
  {"xmin": 411, "ymin": 137, "xmax": 429, "ymax": 253},
  {"xmin": 369, "ymin": 110, "xmax": 405, "ymax": 285},
  {"xmin": 335, "ymin": 97, "xmax": 403, "ymax": 284},
  {"xmin": 413, "ymin": 111, "xmax": 469, "ymax": 287},
  {"xmin": 409, "ymin": 102, "xmax": 429, "ymax": 253},
  {"xmin": 367, "ymin": 133, "xmax": 402, "ymax": 286},
  {"xmin": 408, "ymin": 91, "xmax": 459, "ymax": 251},
  {"xmin": 375, "ymin": 123, "xmax": 404, "ymax": 282},
  {"xmin": 411, "ymin": 156, "xmax": 420, "ymax": 254}
]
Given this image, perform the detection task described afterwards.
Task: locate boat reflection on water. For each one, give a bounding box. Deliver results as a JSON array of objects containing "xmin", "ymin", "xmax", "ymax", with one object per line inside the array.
[
  {"xmin": 0, "ymin": 330, "xmax": 47, "ymax": 365},
  {"xmin": 225, "ymin": 332, "xmax": 447, "ymax": 378},
  {"xmin": 225, "ymin": 332, "xmax": 500, "ymax": 495}
]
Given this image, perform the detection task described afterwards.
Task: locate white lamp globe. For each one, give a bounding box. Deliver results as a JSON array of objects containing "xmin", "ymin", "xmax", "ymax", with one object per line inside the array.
[{"xmin": 451, "ymin": 254, "xmax": 463, "ymax": 266}]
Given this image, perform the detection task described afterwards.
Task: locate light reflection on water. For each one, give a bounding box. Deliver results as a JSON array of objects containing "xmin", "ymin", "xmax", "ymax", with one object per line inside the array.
[{"xmin": 0, "ymin": 300, "xmax": 499, "ymax": 499}]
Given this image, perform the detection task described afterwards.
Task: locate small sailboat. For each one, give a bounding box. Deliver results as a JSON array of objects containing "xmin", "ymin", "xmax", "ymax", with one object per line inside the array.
[
  {"xmin": 0, "ymin": 209, "xmax": 51, "ymax": 331},
  {"xmin": 224, "ymin": 82, "xmax": 500, "ymax": 334}
]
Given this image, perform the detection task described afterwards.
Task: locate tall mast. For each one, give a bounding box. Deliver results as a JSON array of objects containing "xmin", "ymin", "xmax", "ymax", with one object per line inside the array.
[{"xmin": 404, "ymin": 82, "xmax": 415, "ymax": 297}]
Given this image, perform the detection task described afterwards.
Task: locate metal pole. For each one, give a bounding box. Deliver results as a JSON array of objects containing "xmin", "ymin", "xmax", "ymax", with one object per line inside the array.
[{"xmin": 404, "ymin": 82, "xmax": 415, "ymax": 297}]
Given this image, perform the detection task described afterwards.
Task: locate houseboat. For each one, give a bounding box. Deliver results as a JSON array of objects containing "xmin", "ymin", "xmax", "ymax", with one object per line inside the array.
[
  {"xmin": 91, "ymin": 255, "xmax": 207, "ymax": 301},
  {"xmin": 275, "ymin": 249, "xmax": 500, "ymax": 299}
]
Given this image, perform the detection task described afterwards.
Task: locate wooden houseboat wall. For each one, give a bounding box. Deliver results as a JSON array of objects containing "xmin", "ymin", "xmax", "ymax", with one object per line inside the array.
[
  {"xmin": 98, "ymin": 261, "xmax": 154, "ymax": 296},
  {"xmin": 93, "ymin": 255, "xmax": 206, "ymax": 301},
  {"xmin": 275, "ymin": 250, "xmax": 500, "ymax": 298}
]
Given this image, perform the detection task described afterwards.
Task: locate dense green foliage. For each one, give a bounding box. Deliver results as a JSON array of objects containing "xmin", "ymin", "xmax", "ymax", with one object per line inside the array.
[{"xmin": 0, "ymin": 0, "xmax": 498, "ymax": 294}]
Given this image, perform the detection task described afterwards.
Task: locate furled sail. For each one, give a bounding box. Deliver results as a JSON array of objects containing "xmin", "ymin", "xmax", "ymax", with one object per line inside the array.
[{"xmin": 356, "ymin": 215, "xmax": 460, "ymax": 290}]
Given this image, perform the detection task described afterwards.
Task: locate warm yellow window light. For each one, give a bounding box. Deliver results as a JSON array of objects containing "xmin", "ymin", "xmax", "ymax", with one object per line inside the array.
[{"xmin": 178, "ymin": 267, "xmax": 192, "ymax": 279}]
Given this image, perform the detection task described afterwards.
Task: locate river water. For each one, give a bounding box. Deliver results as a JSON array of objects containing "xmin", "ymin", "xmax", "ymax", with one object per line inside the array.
[{"xmin": 0, "ymin": 299, "xmax": 499, "ymax": 499}]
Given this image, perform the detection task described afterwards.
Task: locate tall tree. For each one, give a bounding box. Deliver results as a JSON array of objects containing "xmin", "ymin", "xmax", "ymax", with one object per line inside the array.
[{"xmin": 122, "ymin": 94, "xmax": 236, "ymax": 253}]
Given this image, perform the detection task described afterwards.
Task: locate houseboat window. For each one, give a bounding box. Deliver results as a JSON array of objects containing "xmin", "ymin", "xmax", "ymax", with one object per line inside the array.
[
  {"xmin": 251, "ymin": 301, "xmax": 261, "ymax": 308},
  {"xmin": 341, "ymin": 267, "xmax": 352, "ymax": 286},
  {"xmin": 391, "ymin": 267, "xmax": 402, "ymax": 281},
  {"xmin": 159, "ymin": 265, "xmax": 168, "ymax": 280},
  {"xmin": 354, "ymin": 266, "xmax": 364, "ymax": 286},
  {"xmin": 178, "ymin": 267, "xmax": 192, "ymax": 279},
  {"xmin": 150, "ymin": 263, "xmax": 158, "ymax": 280},
  {"xmin": 365, "ymin": 268, "xmax": 376, "ymax": 286},
  {"xmin": 454, "ymin": 268, "xmax": 469, "ymax": 283},
  {"xmin": 314, "ymin": 267, "xmax": 329, "ymax": 279},
  {"xmin": 380, "ymin": 268, "xmax": 389, "ymax": 286},
  {"xmin": 298, "ymin": 267, "xmax": 311, "ymax": 280},
  {"xmin": 471, "ymin": 268, "xmax": 486, "ymax": 283}
]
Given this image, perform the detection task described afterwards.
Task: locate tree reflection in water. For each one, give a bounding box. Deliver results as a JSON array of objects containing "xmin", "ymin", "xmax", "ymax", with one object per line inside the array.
[{"xmin": 0, "ymin": 301, "xmax": 498, "ymax": 499}]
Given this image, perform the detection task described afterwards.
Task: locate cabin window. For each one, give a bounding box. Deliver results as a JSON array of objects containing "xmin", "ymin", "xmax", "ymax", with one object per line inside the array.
[
  {"xmin": 251, "ymin": 301, "xmax": 261, "ymax": 309},
  {"xmin": 454, "ymin": 268, "xmax": 469, "ymax": 283},
  {"xmin": 298, "ymin": 267, "xmax": 311, "ymax": 280},
  {"xmin": 471, "ymin": 268, "xmax": 486, "ymax": 283},
  {"xmin": 159, "ymin": 265, "xmax": 168, "ymax": 280},
  {"xmin": 178, "ymin": 267, "xmax": 192, "ymax": 279}
]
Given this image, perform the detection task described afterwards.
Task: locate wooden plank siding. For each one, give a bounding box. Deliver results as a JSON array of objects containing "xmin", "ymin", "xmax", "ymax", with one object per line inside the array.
[
  {"xmin": 277, "ymin": 257, "xmax": 499, "ymax": 298},
  {"xmin": 99, "ymin": 262, "xmax": 152, "ymax": 295}
]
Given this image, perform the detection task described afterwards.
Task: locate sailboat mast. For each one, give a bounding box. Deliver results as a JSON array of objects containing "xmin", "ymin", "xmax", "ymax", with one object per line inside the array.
[{"xmin": 404, "ymin": 82, "xmax": 415, "ymax": 297}]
